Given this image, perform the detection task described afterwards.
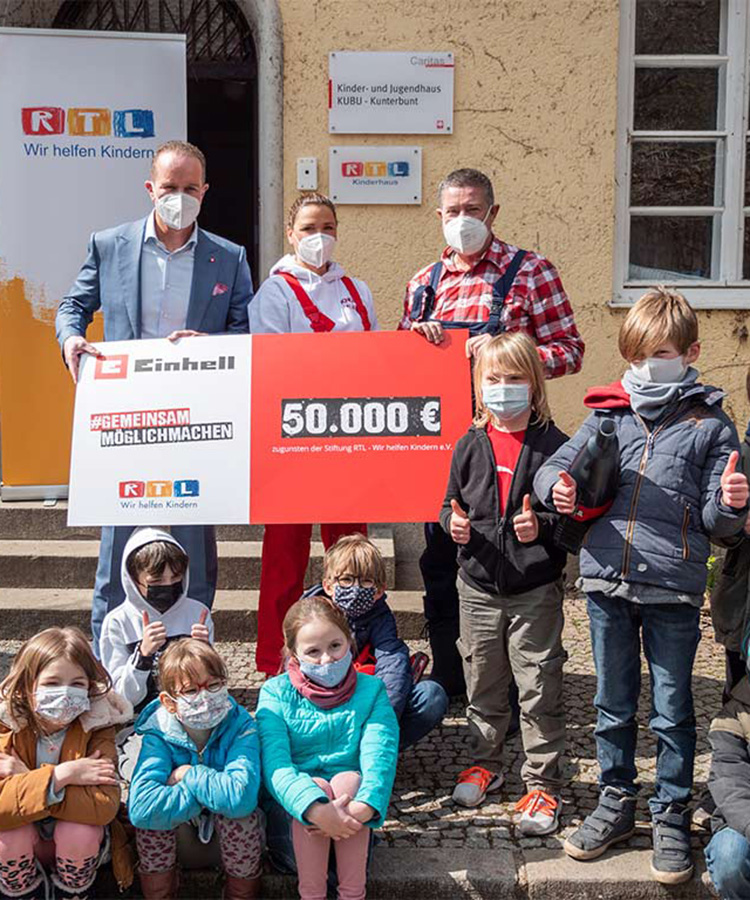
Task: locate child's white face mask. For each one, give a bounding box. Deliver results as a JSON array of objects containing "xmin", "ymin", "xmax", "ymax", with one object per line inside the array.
[
  {"xmin": 35, "ymin": 686, "xmax": 90, "ymax": 726},
  {"xmin": 629, "ymin": 356, "xmax": 687, "ymax": 384},
  {"xmin": 173, "ymin": 686, "xmax": 231, "ymax": 731}
]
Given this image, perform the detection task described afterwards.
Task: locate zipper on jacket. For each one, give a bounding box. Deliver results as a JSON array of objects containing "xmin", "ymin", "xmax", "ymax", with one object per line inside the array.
[
  {"xmin": 681, "ymin": 505, "xmax": 691, "ymax": 561},
  {"xmin": 620, "ymin": 407, "xmax": 688, "ymax": 579}
]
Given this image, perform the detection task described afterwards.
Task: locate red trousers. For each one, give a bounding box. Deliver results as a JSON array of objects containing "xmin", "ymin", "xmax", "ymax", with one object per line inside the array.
[{"xmin": 255, "ymin": 523, "xmax": 367, "ymax": 675}]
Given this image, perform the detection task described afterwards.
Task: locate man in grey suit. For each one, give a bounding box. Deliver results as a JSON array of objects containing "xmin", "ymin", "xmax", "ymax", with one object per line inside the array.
[{"xmin": 56, "ymin": 140, "xmax": 252, "ymax": 654}]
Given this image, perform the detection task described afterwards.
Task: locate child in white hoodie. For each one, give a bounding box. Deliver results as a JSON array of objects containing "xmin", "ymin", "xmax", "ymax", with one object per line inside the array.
[
  {"xmin": 99, "ymin": 527, "xmax": 215, "ymax": 714},
  {"xmin": 248, "ymin": 192, "xmax": 378, "ymax": 679}
]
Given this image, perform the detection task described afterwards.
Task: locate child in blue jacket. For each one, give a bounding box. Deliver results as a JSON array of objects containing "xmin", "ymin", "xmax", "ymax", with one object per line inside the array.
[
  {"xmin": 128, "ymin": 639, "xmax": 263, "ymax": 900},
  {"xmin": 306, "ymin": 533, "xmax": 448, "ymax": 749},
  {"xmin": 256, "ymin": 594, "xmax": 398, "ymax": 900},
  {"xmin": 534, "ymin": 288, "xmax": 750, "ymax": 885}
]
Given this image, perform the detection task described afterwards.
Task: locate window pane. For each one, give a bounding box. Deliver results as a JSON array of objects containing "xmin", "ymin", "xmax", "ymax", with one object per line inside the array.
[
  {"xmin": 744, "ymin": 218, "xmax": 750, "ymax": 279},
  {"xmin": 634, "ymin": 68, "xmax": 718, "ymax": 131},
  {"xmin": 631, "ymin": 142, "xmax": 717, "ymax": 206},
  {"xmin": 629, "ymin": 216, "xmax": 713, "ymax": 281},
  {"xmin": 635, "ymin": 0, "xmax": 721, "ymax": 55}
]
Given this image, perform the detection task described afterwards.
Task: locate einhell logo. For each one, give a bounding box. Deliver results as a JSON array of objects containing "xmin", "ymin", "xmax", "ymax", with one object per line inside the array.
[
  {"xmin": 119, "ymin": 480, "xmax": 200, "ymax": 499},
  {"xmin": 94, "ymin": 355, "xmax": 129, "ymax": 380},
  {"xmin": 22, "ymin": 107, "xmax": 154, "ymax": 138},
  {"xmin": 341, "ymin": 161, "xmax": 410, "ymax": 178},
  {"xmin": 134, "ymin": 355, "xmax": 235, "ymax": 373}
]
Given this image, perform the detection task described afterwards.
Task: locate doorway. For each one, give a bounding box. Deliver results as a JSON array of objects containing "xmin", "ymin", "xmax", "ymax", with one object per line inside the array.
[{"xmin": 53, "ymin": 0, "xmax": 259, "ymax": 277}]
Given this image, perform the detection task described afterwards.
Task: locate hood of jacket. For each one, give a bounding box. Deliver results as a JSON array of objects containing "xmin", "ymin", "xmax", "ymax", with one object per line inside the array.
[
  {"xmin": 270, "ymin": 254, "xmax": 346, "ymax": 285},
  {"xmin": 0, "ymin": 689, "xmax": 132, "ymax": 734},
  {"xmin": 120, "ymin": 527, "xmax": 190, "ymax": 618}
]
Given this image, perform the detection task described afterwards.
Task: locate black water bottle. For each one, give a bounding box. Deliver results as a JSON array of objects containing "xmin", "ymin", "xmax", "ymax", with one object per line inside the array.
[{"xmin": 554, "ymin": 417, "xmax": 620, "ymax": 554}]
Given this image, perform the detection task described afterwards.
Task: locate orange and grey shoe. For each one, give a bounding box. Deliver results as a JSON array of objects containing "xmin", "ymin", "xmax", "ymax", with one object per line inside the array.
[
  {"xmin": 515, "ymin": 789, "xmax": 562, "ymax": 836},
  {"xmin": 452, "ymin": 765, "xmax": 504, "ymax": 807}
]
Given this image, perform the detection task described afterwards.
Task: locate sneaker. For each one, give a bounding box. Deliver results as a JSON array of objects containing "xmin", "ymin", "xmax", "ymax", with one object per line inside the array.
[
  {"xmin": 515, "ymin": 789, "xmax": 562, "ymax": 836},
  {"xmin": 563, "ymin": 786, "xmax": 636, "ymax": 860},
  {"xmin": 650, "ymin": 803, "xmax": 693, "ymax": 885},
  {"xmin": 452, "ymin": 766, "xmax": 504, "ymax": 807}
]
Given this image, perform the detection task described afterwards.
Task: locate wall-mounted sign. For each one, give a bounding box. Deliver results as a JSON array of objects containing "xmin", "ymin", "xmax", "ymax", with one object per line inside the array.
[
  {"xmin": 328, "ymin": 51, "xmax": 454, "ymax": 135},
  {"xmin": 329, "ymin": 146, "xmax": 421, "ymax": 205}
]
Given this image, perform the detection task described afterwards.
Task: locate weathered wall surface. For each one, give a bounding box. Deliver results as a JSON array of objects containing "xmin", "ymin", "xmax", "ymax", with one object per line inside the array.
[{"xmin": 279, "ymin": 0, "xmax": 750, "ymax": 433}]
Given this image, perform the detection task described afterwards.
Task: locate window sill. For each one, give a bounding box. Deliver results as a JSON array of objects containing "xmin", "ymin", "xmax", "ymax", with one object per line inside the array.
[{"xmin": 612, "ymin": 286, "xmax": 750, "ymax": 309}]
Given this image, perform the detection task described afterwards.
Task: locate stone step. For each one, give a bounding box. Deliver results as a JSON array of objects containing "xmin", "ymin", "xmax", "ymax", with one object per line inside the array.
[
  {"xmin": 0, "ymin": 529, "xmax": 395, "ymax": 591},
  {"xmin": 0, "ymin": 588, "xmax": 425, "ymax": 640},
  {"xmin": 93, "ymin": 846, "xmax": 715, "ymax": 899}
]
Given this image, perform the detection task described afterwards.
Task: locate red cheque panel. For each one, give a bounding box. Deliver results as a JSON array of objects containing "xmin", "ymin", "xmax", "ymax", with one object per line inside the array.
[{"xmin": 249, "ymin": 330, "xmax": 472, "ymax": 523}]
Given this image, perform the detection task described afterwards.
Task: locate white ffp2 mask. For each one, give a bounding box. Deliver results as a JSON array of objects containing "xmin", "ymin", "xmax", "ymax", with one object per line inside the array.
[{"xmin": 155, "ymin": 192, "xmax": 201, "ymax": 231}]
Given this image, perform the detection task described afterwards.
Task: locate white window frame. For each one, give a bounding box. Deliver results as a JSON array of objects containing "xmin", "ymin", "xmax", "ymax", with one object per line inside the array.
[{"xmin": 612, "ymin": 0, "xmax": 750, "ymax": 308}]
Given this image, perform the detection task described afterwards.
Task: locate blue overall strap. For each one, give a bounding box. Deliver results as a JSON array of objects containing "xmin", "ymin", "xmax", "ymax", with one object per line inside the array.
[
  {"xmin": 485, "ymin": 249, "xmax": 527, "ymax": 335},
  {"xmin": 409, "ymin": 261, "xmax": 443, "ymax": 321}
]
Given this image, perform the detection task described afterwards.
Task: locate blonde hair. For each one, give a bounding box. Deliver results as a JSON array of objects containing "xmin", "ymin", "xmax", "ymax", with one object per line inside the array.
[
  {"xmin": 619, "ymin": 287, "xmax": 698, "ymax": 361},
  {"xmin": 287, "ymin": 192, "xmax": 338, "ymax": 229},
  {"xmin": 158, "ymin": 639, "xmax": 227, "ymax": 696},
  {"xmin": 282, "ymin": 595, "xmax": 354, "ymax": 659},
  {"xmin": 323, "ymin": 534, "xmax": 386, "ymax": 589},
  {"xmin": 473, "ymin": 332, "xmax": 550, "ymax": 427},
  {"xmin": 0, "ymin": 627, "xmax": 111, "ymax": 735}
]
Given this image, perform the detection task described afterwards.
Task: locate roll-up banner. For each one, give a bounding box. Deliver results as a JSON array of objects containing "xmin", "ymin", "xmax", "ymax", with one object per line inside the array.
[{"xmin": 0, "ymin": 27, "xmax": 186, "ymax": 500}]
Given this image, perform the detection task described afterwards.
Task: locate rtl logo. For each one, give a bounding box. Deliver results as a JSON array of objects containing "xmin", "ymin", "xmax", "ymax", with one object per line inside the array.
[
  {"xmin": 22, "ymin": 107, "xmax": 155, "ymax": 138},
  {"xmin": 94, "ymin": 355, "xmax": 129, "ymax": 380},
  {"xmin": 119, "ymin": 480, "xmax": 200, "ymax": 499},
  {"xmin": 341, "ymin": 161, "xmax": 410, "ymax": 178}
]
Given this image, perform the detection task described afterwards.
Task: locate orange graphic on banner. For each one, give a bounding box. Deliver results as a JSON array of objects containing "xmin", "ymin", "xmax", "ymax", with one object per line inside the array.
[
  {"xmin": 146, "ymin": 481, "xmax": 173, "ymax": 498},
  {"xmin": 67, "ymin": 108, "xmax": 111, "ymax": 136},
  {"xmin": 0, "ymin": 279, "xmax": 103, "ymax": 487}
]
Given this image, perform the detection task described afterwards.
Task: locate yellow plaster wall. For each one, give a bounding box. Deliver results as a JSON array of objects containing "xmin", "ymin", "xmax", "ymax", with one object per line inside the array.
[{"xmin": 278, "ymin": 0, "xmax": 750, "ymax": 435}]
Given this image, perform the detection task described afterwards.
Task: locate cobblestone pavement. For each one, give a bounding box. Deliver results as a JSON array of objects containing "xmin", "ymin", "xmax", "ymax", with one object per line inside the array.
[{"xmin": 0, "ymin": 594, "xmax": 726, "ymax": 857}]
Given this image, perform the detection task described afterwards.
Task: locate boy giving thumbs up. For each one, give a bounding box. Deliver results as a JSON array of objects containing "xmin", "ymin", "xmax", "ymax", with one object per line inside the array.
[
  {"xmin": 99, "ymin": 528, "xmax": 215, "ymax": 712},
  {"xmin": 439, "ymin": 332, "xmax": 570, "ymax": 837}
]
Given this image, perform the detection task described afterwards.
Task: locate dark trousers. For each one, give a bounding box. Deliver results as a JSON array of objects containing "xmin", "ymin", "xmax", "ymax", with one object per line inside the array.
[{"xmin": 421, "ymin": 524, "xmax": 521, "ymax": 729}]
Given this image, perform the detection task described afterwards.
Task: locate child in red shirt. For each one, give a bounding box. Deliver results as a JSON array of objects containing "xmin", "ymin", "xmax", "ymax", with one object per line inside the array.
[{"xmin": 439, "ymin": 331, "xmax": 568, "ymax": 835}]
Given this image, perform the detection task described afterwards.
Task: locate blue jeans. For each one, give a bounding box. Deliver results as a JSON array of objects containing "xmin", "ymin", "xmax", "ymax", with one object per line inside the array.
[
  {"xmin": 705, "ymin": 828, "xmax": 750, "ymax": 899},
  {"xmin": 586, "ymin": 593, "xmax": 700, "ymax": 814},
  {"xmin": 92, "ymin": 524, "xmax": 217, "ymax": 656},
  {"xmin": 399, "ymin": 680, "xmax": 449, "ymax": 749}
]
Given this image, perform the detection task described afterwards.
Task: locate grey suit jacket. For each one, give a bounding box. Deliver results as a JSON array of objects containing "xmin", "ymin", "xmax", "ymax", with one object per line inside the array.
[{"xmin": 56, "ymin": 216, "xmax": 252, "ymax": 348}]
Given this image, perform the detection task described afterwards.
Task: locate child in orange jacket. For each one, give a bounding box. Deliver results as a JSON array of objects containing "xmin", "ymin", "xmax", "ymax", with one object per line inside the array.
[{"xmin": 0, "ymin": 627, "xmax": 132, "ymax": 899}]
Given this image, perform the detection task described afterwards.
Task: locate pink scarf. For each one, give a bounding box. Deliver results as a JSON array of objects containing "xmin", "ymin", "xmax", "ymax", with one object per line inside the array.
[{"xmin": 287, "ymin": 657, "xmax": 357, "ymax": 709}]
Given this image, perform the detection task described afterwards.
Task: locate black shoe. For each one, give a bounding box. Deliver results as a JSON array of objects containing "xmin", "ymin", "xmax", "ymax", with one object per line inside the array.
[
  {"xmin": 564, "ymin": 786, "xmax": 637, "ymax": 860},
  {"xmin": 650, "ymin": 803, "xmax": 693, "ymax": 885}
]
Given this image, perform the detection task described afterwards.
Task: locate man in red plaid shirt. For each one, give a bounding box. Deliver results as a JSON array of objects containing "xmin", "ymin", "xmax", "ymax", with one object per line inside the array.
[{"xmin": 401, "ymin": 168, "xmax": 584, "ymax": 697}]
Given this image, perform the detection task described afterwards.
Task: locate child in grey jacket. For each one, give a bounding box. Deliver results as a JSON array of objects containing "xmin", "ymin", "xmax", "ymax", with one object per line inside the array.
[{"xmin": 534, "ymin": 288, "xmax": 749, "ymax": 885}]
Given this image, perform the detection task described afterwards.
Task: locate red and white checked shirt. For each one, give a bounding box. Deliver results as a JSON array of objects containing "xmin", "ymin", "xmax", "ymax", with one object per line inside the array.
[{"xmin": 399, "ymin": 235, "xmax": 584, "ymax": 380}]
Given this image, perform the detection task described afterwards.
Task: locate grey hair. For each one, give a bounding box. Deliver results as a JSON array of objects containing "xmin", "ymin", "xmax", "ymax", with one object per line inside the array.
[{"xmin": 437, "ymin": 168, "xmax": 495, "ymax": 208}]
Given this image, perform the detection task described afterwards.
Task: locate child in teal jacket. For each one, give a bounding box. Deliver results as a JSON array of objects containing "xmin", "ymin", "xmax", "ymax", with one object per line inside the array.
[
  {"xmin": 256, "ymin": 594, "xmax": 399, "ymax": 900},
  {"xmin": 128, "ymin": 639, "xmax": 263, "ymax": 900}
]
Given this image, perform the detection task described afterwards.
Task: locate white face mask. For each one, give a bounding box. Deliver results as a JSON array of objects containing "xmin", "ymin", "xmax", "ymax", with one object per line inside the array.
[
  {"xmin": 630, "ymin": 356, "xmax": 687, "ymax": 385},
  {"xmin": 296, "ymin": 232, "xmax": 336, "ymax": 269},
  {"xmin": 155, "ymin": 191, "xmax": 201, "ymax": 231},
  {"xmin": 35, "ymin": 686, "xmax": 90, "ymax": 726},
  {"xmin": 174, "ymin": 685, "xmax": 231, "ymax": 731},
  {"xmin": 482, "ymin": 383, "xmax": 531, "ymax": 420},
  {"xmin": 442, "ymin": 208, "xmax": 492, "ymax": 256}
]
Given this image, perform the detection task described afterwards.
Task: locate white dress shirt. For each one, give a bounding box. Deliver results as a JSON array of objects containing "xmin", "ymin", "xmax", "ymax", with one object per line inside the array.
[{"xmin": 139, "ymin": 211, "xmax": 197, "ymax": 338}]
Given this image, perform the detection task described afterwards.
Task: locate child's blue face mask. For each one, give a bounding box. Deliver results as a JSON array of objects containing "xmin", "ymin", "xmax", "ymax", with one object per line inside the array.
[
  {"xmin": 482, "ymin": 383, "xmax": 530, "ymax": 420},
  {"xmin": 333, "ymin": 584, "xmax": 378, "ymax": 619},
  {"xmin": 299, "ymin": 648, "xmax": 353, "ymax": 688}
]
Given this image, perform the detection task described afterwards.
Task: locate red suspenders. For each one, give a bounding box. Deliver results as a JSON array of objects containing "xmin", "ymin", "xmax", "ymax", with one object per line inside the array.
[{"xmin": 276, "ymin": 271, "xmax": 372, "ymax": 332}]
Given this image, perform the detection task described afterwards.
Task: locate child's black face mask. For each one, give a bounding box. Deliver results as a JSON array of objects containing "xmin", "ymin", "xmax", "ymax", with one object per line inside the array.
[{"xmin": 144, "ymin": 581, "xmax": 183, "ymax": 613}]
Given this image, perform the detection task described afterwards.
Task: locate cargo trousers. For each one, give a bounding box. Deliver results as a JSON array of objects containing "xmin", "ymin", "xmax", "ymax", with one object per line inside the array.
[{"xmin": 457, "ymin": 576, "xmax": 566, "ymax": 790}]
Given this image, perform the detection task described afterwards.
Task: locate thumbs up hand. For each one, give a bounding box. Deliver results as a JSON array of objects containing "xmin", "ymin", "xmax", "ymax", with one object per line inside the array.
[
  {"xmin": 552, "ymin": 471, "xmax": 578, "ymax": 515},
  {"xmin": 721, "ymin": 451, "xmax": 750, "ymax": 509},
  {"xmin": 140, "ymin": 609, "xmax": 167, "ymax": 657},
  {"xmin": 450, "ymin": 499, "xmax": 471, "ymax": 545},
  {"xmin": 191, "ymin": 607, "xmax": 211, "ymax": 643},
  {"xmin": 513, "ymin": 493, "xmax": 539, "ymax": 543}
]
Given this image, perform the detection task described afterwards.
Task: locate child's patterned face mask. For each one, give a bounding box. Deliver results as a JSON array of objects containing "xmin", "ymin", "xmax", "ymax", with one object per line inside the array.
[
  {"xmin": 35, "ymin": 685, "xmax": 90, "ymax": 726},
  {"xmin": 333, "ymin": 584, "xmax": 378, "ymax": 619},
  {"xmin": 173, "ymin": 685, "xmax": 231, "ymax": 730}
]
